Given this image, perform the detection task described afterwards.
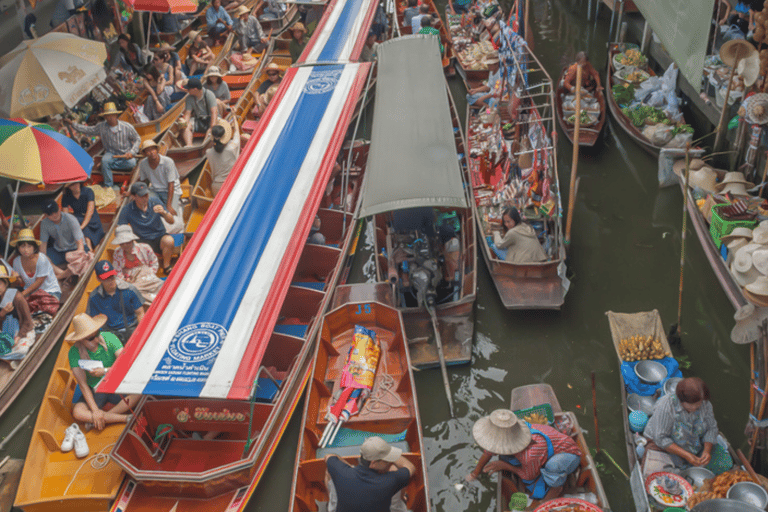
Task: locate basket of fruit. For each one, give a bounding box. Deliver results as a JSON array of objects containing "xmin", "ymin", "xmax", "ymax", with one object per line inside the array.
[
  {"xmin": 513, "ymin": 403, "xmax": 554, "ymax": 425},
  {"xmin": 615, "ymin": 67, "xmax": 650, "ymax": 85}
]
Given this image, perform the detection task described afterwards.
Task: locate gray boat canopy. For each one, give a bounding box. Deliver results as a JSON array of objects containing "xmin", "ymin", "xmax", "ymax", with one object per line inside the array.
[{"xmin": 358, "ymin": 36, "xmax": 468, "ymax": 218}]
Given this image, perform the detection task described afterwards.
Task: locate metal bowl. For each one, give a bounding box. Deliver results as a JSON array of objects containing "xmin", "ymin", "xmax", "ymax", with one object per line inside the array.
[
  {"xmin": 691, "ymin": 498, "xmax": 765, "ymax": 512},
  {"xmin": 681, "ymin": 466, "xmax": 715, "ymax": 490},
  {"xmin": 727, "ymin": 482, "xmax": 768, "ymax": 509},
  {"xmin": 634, "ymin": 360, "xmax": 668, "ymax": 384},
  {"xmin": 664, "ymin": 377, "xmax": 683, "ymax": 396},
  {"xmin": 627, "ymin": 393, "xmax": 656, "ymax": 416}
]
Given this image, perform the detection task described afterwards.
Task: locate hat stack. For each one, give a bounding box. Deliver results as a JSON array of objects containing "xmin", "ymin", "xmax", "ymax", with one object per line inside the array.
[
  {"xmin": 716, "ymin": 171, "xmax": 753, "ymax": 196},
  {"xmin": 721, "ymin": 227, "xmax": 754, "ymax": 263},
  {"xmin": 731, "ymin": 303, "xmax": 768, "ymax": 344},
  {"xmin": 672, "ymin": 158, "xmax": 720, "ymax": 194}
]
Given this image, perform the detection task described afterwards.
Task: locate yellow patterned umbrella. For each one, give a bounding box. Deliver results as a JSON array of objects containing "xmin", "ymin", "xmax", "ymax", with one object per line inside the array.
[{"xmin": 0, "ymin": 33, "xmax": 107, "ymax": 120}]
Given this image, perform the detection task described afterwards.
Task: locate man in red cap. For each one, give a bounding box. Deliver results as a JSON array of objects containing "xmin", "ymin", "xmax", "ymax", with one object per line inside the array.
[{"xmin": 87, "ymin": 260, "xmax": 144, "ymax": 344}]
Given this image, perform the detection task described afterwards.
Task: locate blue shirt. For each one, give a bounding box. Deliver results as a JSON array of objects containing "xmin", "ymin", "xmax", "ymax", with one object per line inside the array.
[
  {"xmin": 206, "ymin": 5, "xmax": 232, "ymax": 28},
  {"xmin": 87, "ymin": 285, "xmax": 143, "ymax": 330},
  {"xmin": 118, "ymin": 196, "xmax": 167, "ymax": 241}
]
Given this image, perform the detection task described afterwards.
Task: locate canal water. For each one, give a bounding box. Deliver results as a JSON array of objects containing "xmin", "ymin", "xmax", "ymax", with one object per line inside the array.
[{"xmin": 0, "ymin": 0, "xmax": 752, "ymax": 511}]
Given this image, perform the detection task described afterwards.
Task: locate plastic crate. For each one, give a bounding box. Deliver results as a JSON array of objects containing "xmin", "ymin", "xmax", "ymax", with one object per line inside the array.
[
  {"xmin": 709, "ymin": 204, "xmax": 758, "ymax": 249},
  {"xmin": 513, "ymin": 403, "xmax": 554, "ymax": 425}
]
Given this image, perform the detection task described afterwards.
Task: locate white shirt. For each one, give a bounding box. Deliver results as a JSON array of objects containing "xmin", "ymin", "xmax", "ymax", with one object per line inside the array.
[
  {"xmin": 139, "ymin": 154, "xmax": 183, "ymax": 198},
  {"xmin": 205, "ymin": 129, "xmax": 241, "ymax": 189}
]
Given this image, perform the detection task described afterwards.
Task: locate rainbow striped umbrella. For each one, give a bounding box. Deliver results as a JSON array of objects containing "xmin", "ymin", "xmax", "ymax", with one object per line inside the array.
[{"xmin": 0, "ymin": 118, "xmax": 92, "ymax": 184}]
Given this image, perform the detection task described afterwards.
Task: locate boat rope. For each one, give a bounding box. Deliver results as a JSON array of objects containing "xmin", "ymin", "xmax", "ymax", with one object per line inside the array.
[
  {"xmin": 362, "ymin": 374, "xmax": 404, "ymax": 415},
  {"xmin": 63, "ymin": 443, "xmax": 116, "ymax": 495}
]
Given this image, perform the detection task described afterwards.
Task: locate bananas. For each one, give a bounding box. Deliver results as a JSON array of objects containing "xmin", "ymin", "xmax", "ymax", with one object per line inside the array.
[
  {"xmin": 523, "ymin": 412, "xmax": 548, "ymax": 425},
  {"xmin": 618, "ymin": 335, "xmax": 671, "ymax": 362}
]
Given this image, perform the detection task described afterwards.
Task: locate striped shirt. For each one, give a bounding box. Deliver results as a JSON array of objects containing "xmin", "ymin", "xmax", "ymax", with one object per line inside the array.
[
  {"xmin": 503, "ymin": 424, "xmax": 581, "ymax": 481},
  {"xmin": 72, "ymin": 120, "xmax": 141, "ymax": 156}
]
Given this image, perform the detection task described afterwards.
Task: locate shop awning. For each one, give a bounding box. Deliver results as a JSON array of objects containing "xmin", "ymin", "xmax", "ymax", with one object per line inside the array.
[
  {"xmin": 98, "ymin": 62, "xmax": 370, "ymax": 400},
  {"xmin": 297, "ymin": 0, "xmax": 378, "ymax": 64},
  {"xmin": 359, "ymin": 36, "xmax": 467, "ymax": 218}
]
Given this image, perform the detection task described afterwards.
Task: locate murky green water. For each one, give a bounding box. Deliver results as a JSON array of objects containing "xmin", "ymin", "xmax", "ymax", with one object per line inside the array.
[{"xmin": 0, "ymin": 1, "xmax": 753, "ymax": 511}]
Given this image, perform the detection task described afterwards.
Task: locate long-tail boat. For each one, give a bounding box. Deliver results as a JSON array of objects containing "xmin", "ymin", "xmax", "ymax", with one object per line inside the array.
[
  {"xmin": 350, "ymin": 35, "xmax": 476, "ymax": 368},
  {"xmin": 288, "ymin": 298, "xmax": 430, "ymax": 512},
  {"xmin": 605, "ymin": 310, "xmax": 740, "ymax": 512},
  {"xmin": 0, "ymin": 185, "xmax": 125, "ymax": 421},
  {"xmin": 466, "ymin": 28, "xmax": 566, "ymax": 310},
  {"xmin": 394, "ymin": 0, "xmax": 454, "ymax": 73},
  {"xmin": 555, "ymin": 65, "xmax": 606, "ymax": 147},
  {"xmin": 98, "ymin": 59, "xmax": 373, "ymax": 512},
  {"xmin": 497, "ymin": 383, "xmax": 610, "ymax": 512}
]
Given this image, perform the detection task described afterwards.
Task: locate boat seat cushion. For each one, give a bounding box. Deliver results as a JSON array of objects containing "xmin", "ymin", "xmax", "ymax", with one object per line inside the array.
[
  {"xmin": 273, "ymin": 324, "xmax": 308, "ymax": 338},
  {"xmin": 242, "ymin": 120, "xmax": 259, "ymax": 133},
  {"xmin": 253, "ymin": 377, "xmax": 282, "ymax": 402}
]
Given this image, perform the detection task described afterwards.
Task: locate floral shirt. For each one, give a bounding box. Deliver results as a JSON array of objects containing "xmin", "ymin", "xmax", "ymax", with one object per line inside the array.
[
  {"xmin": 644, "ymin": 393, "xmax": 719, "ymax": 459},
  {"xmin": 112, "ymin": 242, "xmax": 159, "ymax": 278}
]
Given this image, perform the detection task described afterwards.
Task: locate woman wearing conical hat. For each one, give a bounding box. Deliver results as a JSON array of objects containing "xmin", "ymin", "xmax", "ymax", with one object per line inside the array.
[{"xmin": 466, "ymin": 409, "xmax": 581, "ymax": 501}]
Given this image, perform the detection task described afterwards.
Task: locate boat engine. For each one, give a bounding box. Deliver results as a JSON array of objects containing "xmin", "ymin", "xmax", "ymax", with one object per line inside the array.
[{"xmin": 399, "ymin": 234, "xmax": 442, "ymax": 309}]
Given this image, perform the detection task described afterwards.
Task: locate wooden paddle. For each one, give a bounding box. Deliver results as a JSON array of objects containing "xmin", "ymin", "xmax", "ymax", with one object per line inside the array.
[{"xmin": 565, "ymin": 64, "xmax": 582, "ymax": 244}]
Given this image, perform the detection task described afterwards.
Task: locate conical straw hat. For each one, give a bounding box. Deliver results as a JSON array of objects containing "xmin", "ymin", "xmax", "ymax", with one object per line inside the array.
[
  {"xmin": 65, "ymin": 313, "xmax": 107, "ymax": 343},
  {"xmin": 472, "ymin": 409, "xmax": 532, "ymax": 455},
  {"xmin": 731, "ymin": 303, "xmax": 768, "ymax": 344},
  {"xmin": 720, "ymin": 39, "xmax": 757, "ymax": 68}
]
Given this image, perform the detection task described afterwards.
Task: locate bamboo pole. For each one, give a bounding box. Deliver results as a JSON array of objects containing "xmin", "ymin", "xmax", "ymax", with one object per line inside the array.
[
  {"xmin": 673, "ymin": 145, "xmax": 692, "ymax": 342},
  {"xmin": 714, "ymin": 48, "xmax": 744, "ymax": 152},
  {"xmin": 748, "ymin": 322, "xmax": 768, "ymax": 462},
  {"xmin": 759, "ymin": 152, "xmax": 768, "ymax": 198},
  {"xmin": 565, "ymin": 64, "xmax": 582, "ymax": 244}
]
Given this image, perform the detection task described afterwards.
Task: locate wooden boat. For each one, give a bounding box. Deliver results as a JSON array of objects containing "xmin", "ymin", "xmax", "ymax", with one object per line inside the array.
[
  {"xmin": 98, "ymin": 60, "xmax": 373, "ymax": 512},
  {"xmin": 0, "ymin": 458, "xmax": 23, "ymax": 512},
  {"xmin": 394, "ymin": 0, "xmax": 454, "ymax": 73},
  {"xmin": 605, "ymin": 42, "xmax": 668, "ymax": 157},
  {"xmin": 497, "ymin": 383, "xmax": 610, "ymax": 512},
  {"xmin": 252, "ymin": 0, "xmax": 299, "ymax": 34},
  {"xmin": 353, "ymin": 36, "xmax": 475, "ymax": 368},
  {"xmin": 466, "ymin": 38, "xmax": 567, "ymax": 310},
  {"xmin": 118, "ymin": 32, "xmax": 233, "ymax": 143},
  {"xmin": 287, "ymin": 299, "xmax": 430, "ymax": 512},
  {"xmin": 12, "ymin": 179, "xmax": 145, "ymax": 512},
  {"xmin": 555, "ymin": 65, "xmax": 606, "ymax": 147},
  {"xmin": 0, "ymin": 185, "xmax": 126, "ymax": 421},
  {"xmin": 606, "ymin": 310, "xmax": 740, "ymax": 512}
]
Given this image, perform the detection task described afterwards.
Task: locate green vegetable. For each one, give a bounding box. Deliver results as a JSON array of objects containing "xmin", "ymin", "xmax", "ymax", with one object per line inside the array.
[
  {"xmin": 672, "ymin": 124, "xmax": 694, "ymax": 135},
  {"xmin": 620, "ymin": 105, "xmax": 667, "ymax": 127},
  {"xmin": 567, "ymin": 110, "xmax": 591, "ymax": 125},
  {"xmin": 502, "ymin": 123, "xmax": 513, "ymax": 131},
  {"xmin": 612, "ymin": 83, "xmax": 635, "ymax": 106}
]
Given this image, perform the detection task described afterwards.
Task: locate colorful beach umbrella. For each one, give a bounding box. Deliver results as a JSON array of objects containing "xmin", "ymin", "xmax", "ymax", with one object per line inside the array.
[
  {"xmin": 0, "ymin": 33, "xmax": 107, "ymax": 120},
  {"xmin": 0, "ymin": 118, "xmax": 92, "ymax": 183}
]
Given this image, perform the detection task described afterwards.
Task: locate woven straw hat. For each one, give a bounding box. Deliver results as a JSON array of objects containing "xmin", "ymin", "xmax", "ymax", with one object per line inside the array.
[
  {"xmin": 727, "ymin": 238, "xmax": 750, "ymax": 264},
  {"xmin": 753, "ymin": 227, "xmax": 768, "ymax": 245},
  {"xmin": 720, "ymin": 182, "xmax": 750, "ymax": 196},
  {"xmin": 747, "ymin": 94, "xmax": 768, "ymax": 125},
  {"xmin": 746, "ymin": 276, "xmax": 768, "ymax": 307},
  {"xmin": 687, "ymin": 167, "xmax": 719, "ymax": 193},
  {"xmin": 205, "ymin": 65, "xmax": 224, "ymax": 78},
  {"xmin": 100, "ymin": 102, "xmax": 122, "ymax": 116},
  {"xmin": 672, "ymin": 158, "xmax": 707, "ymax": 177},
  {"xmin": 213, "ymin": 118, "xmax": 232, "ymax": 144},
  {"xmin": 753, "ymin": 249, "xmax": 768, "ymax": 275},
  {"xmin": 234, "ymin": 5, "xmax": 250, "ymax": 16},
  {"xmin": 472, "ymin": 409, "xmax": 531, "ymax": 455},
  {"xmin": 717, "ymin": 171, "xmax": 752, "ymax": 189},
  {"xmin": 140, "ymin": 139, "xmax": 158, "ymax": 153},
  {"xmin": 731, "ymin": 303, "xmax": 768, "ymax": 344},
  {"xmin": 721, "ymin": 227, "xmax": 754, "ymax": 244},
  {"xmin": 720, "ymin": 39, "xmax": 757, "ymax": 68},
  {"xmin": 737, "ymin": 51, "xmax": 760, "ymax": 87},
  {"xmin": 65, "ymin": 313, "xmax": 107, "ymax": 343},
  {"xmin": 0, "ymin": 263, "xmax": 17, "ymax": 284},
  {"xmin": 10, "ymin": 228, "xmax": 39, "ymax": 247},
  {"xmin": 732, "ymin": 244, "xmax": 763, "ymax": 286}
]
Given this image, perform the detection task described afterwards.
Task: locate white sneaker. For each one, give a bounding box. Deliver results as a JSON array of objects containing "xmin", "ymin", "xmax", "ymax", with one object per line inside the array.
[
  {"xmin": 72, "ymin": 426, "xmax": 89, "ymax": 458},
  {"xmin": 60, "ymin": 423, "xmax": 79, "ymax": 452}
]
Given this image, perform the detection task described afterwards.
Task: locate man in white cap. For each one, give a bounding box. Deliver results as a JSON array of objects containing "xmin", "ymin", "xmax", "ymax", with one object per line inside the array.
[
  {"xmin": 324, "ymin": 436, "xmax": 415, "ymax": 512},
  {"xmin": 138, "ymin": 139, "xmax": 182, "ymax": 217}
]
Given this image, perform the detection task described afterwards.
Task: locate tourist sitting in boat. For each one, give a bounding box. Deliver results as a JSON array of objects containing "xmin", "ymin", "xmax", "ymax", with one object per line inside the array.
[
  {"xmin": 324, "ymin": 436, "xmax": 415, "ymax": 512},
  {"xmin": 403, "ymin": 0, "xmax": 419, "ymax": 29},
  {"xmin": 66, "ymin": 312, "xmax": 140, "ymax": 431},
  {"xmin": 643, "ymin": 377, "xmax": 731, "ymax": 471},
  {"xmin": 417, "ymin": 16, "xmax": 443, "ymax": 54},
  {"xmin": 141, "ymin": 66, "xmax": 173, "ymax": 121},
  {"xmin": 410, "ymin": 3, "xmax": 430, "ymax": 34},
  {"xmin": 361, "ymin": 31, "xmax": 379, "ymax": 62},
  {"xmin": 260, "ymin": 0, "xmax": 286, "ymax": 19},
  {"xmin": 154, "ymin": 44, "xmax": 184, "ymax": 98},
  {"xmin": 115, "ymin": 34, "xmax": 146, "ymax": 74},
  {"xmin": 562, "ymin": 52, "xmax": 602, "ymax": 94},
  {"xmin": 206, "ymin": 0, "xmax": 233, "ymax": 41},
  {"xmin": 111, "ymin": 225, "xmax": 164, "ymax": 304},
  {"xmin": 308, "ymin": 216, "xmax": 325, "ymax": 245},
  {"xmin": 207, "ymin": 119, "xmax": 241, "ymax": 195},
  {"xmin": 492, "ymin": 207, "xmax": 548, "ymax": 264},
  {"xmin": 138, "ymin": 139, "xmax": 182, "ymax": 217},
  {"xmin": 204, "ymin": 66, "xmax": 231, "ymax": 116},
  {"xmin": 185, "ymin": 31, "xmax": 215, "ymax": 76},
  {"xmin": 289, "ymin": 22, "xmax": 308, "ymax": 63},
  {"xmin": 40, "ymin": 200, "xmax": 88, "ymax": 281},
  {"xmin": 466, "ymin": 409, "xmax": 581, "ymax": 501},
  {"xmin": 87, "ymin": 261, "xmax": 144, "ymax": 343},
  {"xmin": 258, "ymin": 63, "xmax": 282, "ymax": 94},
  {"xmin": 12, "ymin": 229, "xmax": 62, "ymax": 303},
  {"xmin": 62, "ymin": 182, "xmax": 105, "ymax": 251},
  {"xmin": 119, "ymin": 182, "xmax": 177, "ymax": 274},
  {"xmin": 0, "ymin": 263, "xmax": 35, "ymax": 357},
  {"xmin": 466, "ymin": 56, "xmax": 501, "ymax": 108},
  {"xmin": 180, "ymin": 77, "xmax": 218, "ymax": 146},
  {"xmin": 64, "ymin": 102, "xmax": 140, "ymax": 190},
  {"xmin": 233, "ymin": 5, "xmax": 268, "ymax": 53}
]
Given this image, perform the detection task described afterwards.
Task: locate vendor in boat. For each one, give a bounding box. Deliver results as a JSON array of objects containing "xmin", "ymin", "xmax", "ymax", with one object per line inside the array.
[
  {"xmin": 66, "ymin": 312, "xmax": 140, "ymax": 431},
  {"xmin": 40, "ymin": 200, "xmax": 87, "ymax": 281},
  {"xmin": 180, "ymin": 77, "xmax": 218, "ymax": 147},
  {"xmin": 62, "ymin": 181, "xmax": 105, "ymax": 251},
  {"xmin": 289, "ymin": 22, "xmax": 308, "ymax": 63},
  {"xmin": 492, "ymin": 207, "xmax": 548, "ymax": 264},
  {"xmin": 466, "ymin": 56, "xmax": 500, "ymax": 108},
  {"xmin": 324, "ymin": 436, "xmax": 415, "ymax": 512},
  {"xmin": 361, "ymin": 31, "xmax": 379, "ymax": 62},
  {"xmin": 233, "ymin": 5, "xmax": 268, "ymax": 53},
  {"xmin": 466, "ymin": 409, "xmax": 581, "ymax": 502},
  {"xmin": 207, "ymin": 119, "xmax": 241, "ymax": 195},
  {"xmin": 153, "ymin": 44, "xmax": 184, "ymax": 98},
  {"xmin": 643, "ymin": 377, "xmax": 731, "ymax": 471},
  {"xmin": 562, "ymin": 52, "xmax": 602, "ymax": 95}
]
